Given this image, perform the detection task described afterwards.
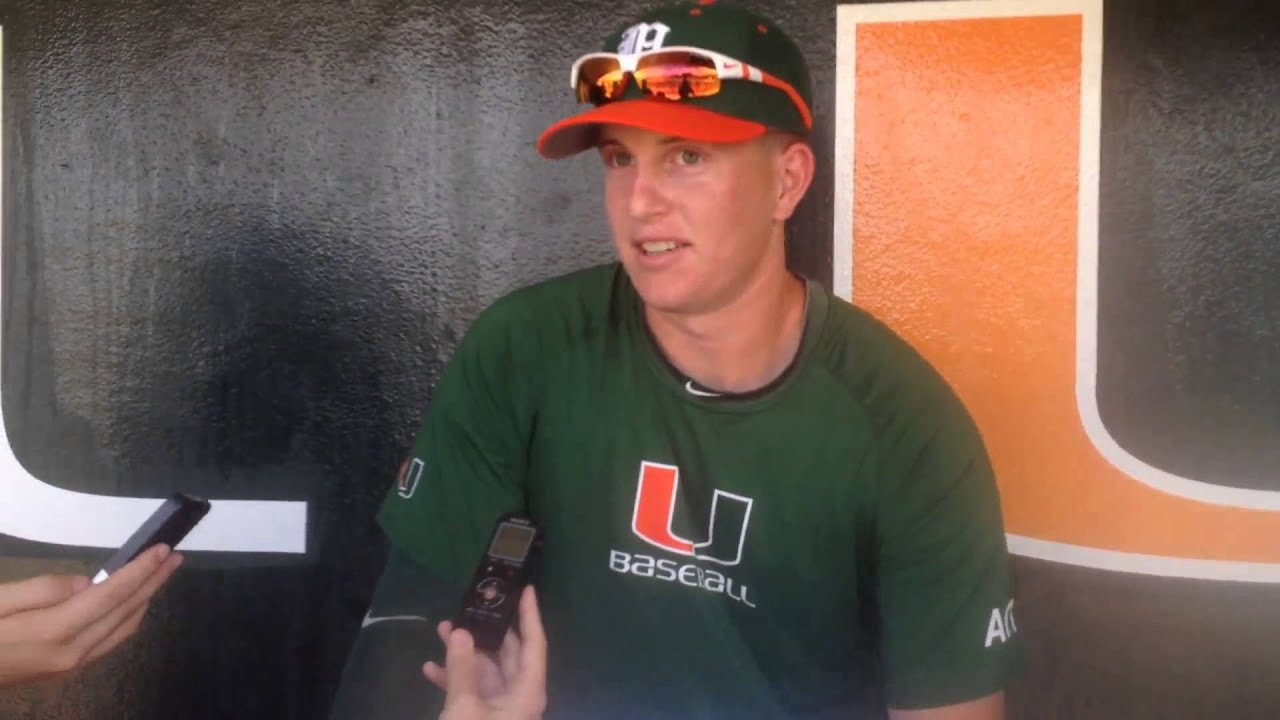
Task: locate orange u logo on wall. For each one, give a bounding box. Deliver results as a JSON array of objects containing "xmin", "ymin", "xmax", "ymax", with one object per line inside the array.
[{"xmin": 834, "ymin": 0, "xmax": 1280, "ymax": 582}]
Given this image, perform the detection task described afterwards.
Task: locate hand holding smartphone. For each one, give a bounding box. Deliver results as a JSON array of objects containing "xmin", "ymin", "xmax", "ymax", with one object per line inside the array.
[{"xmin": 92, "ymin": 493, "xmax": 210, "ymax": 584}]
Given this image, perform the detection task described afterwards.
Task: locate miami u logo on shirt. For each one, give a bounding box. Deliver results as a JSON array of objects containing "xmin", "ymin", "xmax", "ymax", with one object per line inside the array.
[
  {"xmin": 610, "ymin": 461, "xmax": 758, "ymax": 607},
  {"xmin": 630, "ymin": 461, "xmax": 754, "ymax": 566}
]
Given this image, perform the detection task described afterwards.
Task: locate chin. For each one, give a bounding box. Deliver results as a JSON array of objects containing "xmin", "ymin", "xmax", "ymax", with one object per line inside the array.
[{"xmin": 624, "ymin": 270, "xmax": 695, "ymax": 314}]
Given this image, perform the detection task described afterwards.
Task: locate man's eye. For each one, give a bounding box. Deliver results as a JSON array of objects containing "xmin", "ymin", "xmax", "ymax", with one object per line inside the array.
[
  {"xmin": 677, "ymin": 149, "xmax": 702, "ymax": 165},
  {"xmin": 605, "ymin": 151, "xmax": 633, "ymax": 168}
]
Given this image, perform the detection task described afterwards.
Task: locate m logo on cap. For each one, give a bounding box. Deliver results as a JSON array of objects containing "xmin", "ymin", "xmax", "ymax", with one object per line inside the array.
[{"xmin": 618, "ymin": 21, "xmax": 672, "ymax": 55}]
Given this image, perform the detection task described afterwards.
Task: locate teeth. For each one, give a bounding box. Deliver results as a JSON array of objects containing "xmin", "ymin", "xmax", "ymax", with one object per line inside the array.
[{"xmin": 642, "ymin": 241, "xmax": 679, "ymax": 254}]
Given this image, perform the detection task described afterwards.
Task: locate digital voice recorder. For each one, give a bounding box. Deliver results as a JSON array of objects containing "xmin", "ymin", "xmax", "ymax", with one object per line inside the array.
[
  {"xmin": 92, "ymin": 492, "xmax": 211, "ymax": 584},
  {"xmin": 455, "ymin": 512, "xmax": 543, "ymax": 652}
]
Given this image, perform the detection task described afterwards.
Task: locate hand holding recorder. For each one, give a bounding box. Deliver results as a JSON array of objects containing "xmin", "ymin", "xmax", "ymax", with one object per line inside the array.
[
  {"xmin": 423, "ymin": 513, "xmax": 547, "ymax": 720},
  {"xmin": 424, "ymin": 586, "xmax": 547, "ymax": 720}
]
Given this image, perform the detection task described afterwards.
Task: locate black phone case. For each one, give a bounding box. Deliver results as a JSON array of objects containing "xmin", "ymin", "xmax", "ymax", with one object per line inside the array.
[
  {"xmin": 95, "ymin": 492, "xmax": 211, "ymax": 582},
  {"xmin": 454, "ymin": 512, "xmax": 543, "ymax": 652}
]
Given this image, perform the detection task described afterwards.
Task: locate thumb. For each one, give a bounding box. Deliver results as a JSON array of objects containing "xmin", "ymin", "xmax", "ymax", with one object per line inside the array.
[{"xmin": 442, "ymin": 628, "xmax": 480, "ymax": 702}]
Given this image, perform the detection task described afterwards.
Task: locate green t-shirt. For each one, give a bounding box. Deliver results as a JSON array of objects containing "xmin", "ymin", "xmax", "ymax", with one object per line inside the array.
[{"xmin": 379, "ymin": 262, "xmax": 1020, "ymax": 718}]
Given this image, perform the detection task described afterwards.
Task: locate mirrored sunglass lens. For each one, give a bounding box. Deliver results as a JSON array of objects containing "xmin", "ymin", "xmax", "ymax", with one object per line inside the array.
[
  {"xmin": 634, "ymin": 63, "xmax": 720, "ymax": 100},
  {"xmin": 576, "ymin": 58, "xmax": 626, "ymax": 103}
]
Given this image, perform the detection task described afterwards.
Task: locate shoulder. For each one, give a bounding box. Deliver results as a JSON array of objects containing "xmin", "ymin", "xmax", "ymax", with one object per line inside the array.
[
  {"xmin": 495, "ymin": 262, "xmax": 621, "ymax": 315},
  {"xmin": 815, "ymin": 291, "xmax": 980, "ymax": 450},
  {"xmin": 475, "ymin": 263, "xmax": 619, "ymax": 326},
  {"xmin": 454, "ymin": 262, "xmax": 623, "ymax": 362}
]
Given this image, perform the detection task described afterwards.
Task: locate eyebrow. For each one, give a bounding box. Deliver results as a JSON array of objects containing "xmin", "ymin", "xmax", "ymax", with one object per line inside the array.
[{"xmin": 596, "ymin": 134, "xmax": 692, "ymax": 150}]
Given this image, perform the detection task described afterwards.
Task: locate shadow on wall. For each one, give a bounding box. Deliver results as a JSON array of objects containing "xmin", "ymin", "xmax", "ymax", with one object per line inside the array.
[{"xmin": 0, "ymin": 204, "xmax": 447, "ymax": 719}]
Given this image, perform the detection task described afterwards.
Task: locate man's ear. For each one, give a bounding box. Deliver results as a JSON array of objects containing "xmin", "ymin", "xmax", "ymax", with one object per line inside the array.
[{"xmin": 774, "ymin": 138, "xmax": 816, "ymax": 222}]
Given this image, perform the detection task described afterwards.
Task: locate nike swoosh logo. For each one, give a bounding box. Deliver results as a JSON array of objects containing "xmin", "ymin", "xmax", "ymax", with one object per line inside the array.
[
  {"xmin": 361, "ymin": 611, "xmax": 431, "ymax": 629},
  {"xmin": 684, "ymin": 380, "xmax": 722, "ymax": 398}
]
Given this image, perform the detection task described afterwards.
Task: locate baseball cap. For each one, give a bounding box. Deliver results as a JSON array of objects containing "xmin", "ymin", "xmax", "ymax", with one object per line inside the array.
[{"xmin": 536, "ymin": 1, "xmax": 814, "ymax": 159}]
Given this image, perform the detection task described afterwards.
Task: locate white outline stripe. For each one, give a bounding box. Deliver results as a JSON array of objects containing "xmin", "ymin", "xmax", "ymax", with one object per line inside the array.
[
  {"xmin": 693, "ymin": 489, "xmax": 753, "ymax": 566},
  {"xmin": 361, "ymin": 612, "xmax": 430, "ymax": 629},
  {"xmin": 833, "ymin": 0, "xmax": 1280, "ymax": 580},
  {"xmin": 839, "ymin": 0, "xmax": 1093, "ymax": 23},
  {"xmin": 833, "ymin": 9, "xmax": 856, "ymax": 300},
  {"xmin": 1009, "ymin": 535, "xmax": 1280, "ymax": 583}
]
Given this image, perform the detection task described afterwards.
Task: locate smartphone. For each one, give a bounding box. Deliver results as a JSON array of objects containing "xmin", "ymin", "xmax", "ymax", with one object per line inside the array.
[
  {"xmin": 455, "ymin": 512, "xmax": 543, "ymax": 652},
  {"xmin": 92, "ymin": 492, "xmax": 211, "ymax": 584}
]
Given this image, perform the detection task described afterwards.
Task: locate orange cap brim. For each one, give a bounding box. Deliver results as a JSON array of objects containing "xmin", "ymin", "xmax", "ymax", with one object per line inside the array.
[{"xmin": 537, "ymin": 98, "xmax": 768, "ymax": 159}]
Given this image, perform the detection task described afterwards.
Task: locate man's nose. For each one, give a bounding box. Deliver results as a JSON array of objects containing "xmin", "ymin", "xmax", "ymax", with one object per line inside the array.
[{"xmin": 628, "ymin": 160, "xmax": 670, "ymax": 221}]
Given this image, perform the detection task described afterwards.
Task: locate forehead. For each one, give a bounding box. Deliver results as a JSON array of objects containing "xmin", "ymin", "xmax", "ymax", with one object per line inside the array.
[
  {"xmin": 596, "ymin": 124, "xmax": 685, "ymax": 147},
  {"xmin": 595, "ymin": 125, "xmax": 769, "ymax": 156}
]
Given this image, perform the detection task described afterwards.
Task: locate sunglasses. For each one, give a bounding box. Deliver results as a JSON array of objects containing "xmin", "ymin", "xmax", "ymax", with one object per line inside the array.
[{"xmin": 569, "ymin": 46, "xmax": 813, "ymax": 130}]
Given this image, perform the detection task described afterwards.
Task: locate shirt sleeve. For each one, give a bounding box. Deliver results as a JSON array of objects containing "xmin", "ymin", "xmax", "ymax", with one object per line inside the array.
[
  {"xmin": 325, "ymin": 548, "xmax": 453, "ymax": 720},
  {"xmin": 377, "ymin": 297, "xmax": 538, "ymax": 589},
  {"xmin": 873, "ymin": 378, "xmax": 1022, "ymax": 710}
]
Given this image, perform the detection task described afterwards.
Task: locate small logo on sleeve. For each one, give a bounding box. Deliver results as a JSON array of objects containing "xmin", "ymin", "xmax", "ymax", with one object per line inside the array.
[
  {"xmin": 984, "ymin": 599, "xmax": 1017, "ymax": 647},
  {"xmin": 397, "ymin": 458, "xmax": 425, "ymax": 499}
]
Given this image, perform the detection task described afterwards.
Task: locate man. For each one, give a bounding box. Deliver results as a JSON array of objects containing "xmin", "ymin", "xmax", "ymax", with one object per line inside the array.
[{"xmin": 327, "ymin": 2, "xmax": 1021, "ymax": 718}]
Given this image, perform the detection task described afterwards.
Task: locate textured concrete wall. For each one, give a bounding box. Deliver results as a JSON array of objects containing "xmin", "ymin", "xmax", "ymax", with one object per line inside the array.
[{"xmin": 0, "ymin": 0, "xmax": 1276, "ymax": 718}]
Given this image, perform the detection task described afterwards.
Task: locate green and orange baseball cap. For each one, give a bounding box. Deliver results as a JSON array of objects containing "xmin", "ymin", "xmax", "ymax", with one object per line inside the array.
[{"xmin": 536, "ymin": 1, "xmax": 814, "ymax": 159}]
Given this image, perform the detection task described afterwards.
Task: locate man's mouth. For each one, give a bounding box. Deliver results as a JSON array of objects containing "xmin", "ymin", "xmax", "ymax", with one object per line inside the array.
[
  {"xmin": 636, "ymin": 239, "xmax": 689, "ymax": 256},
  {"xmin": 642, "ymin": 241, "xmax": 679, "ymax": 255}
]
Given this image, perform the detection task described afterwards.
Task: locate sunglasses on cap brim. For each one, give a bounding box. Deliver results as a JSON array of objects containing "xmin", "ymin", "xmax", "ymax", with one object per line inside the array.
[{"xmin": 569, "ymin": 45, "xmax": 813, "ymax": 131}]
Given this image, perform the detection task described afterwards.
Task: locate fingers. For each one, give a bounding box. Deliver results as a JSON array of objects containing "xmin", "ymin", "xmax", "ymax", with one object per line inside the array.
[
  {"xmin": 0, "ymin": 575, "xmax": 86, "ymax": 618},
  {"xmin": 436, "ymin": 620, "xmax": 455, "ymax": 648},
  {"xmin": 83, "ymin": 601, "xmax": 147, "ymax": 663},
  {"xmin": 423, "ymin": 619, "xmax": 468, "ymax": 693},
  {"xmin": 61, "ymin": 550, "xmax": 183, "ymax": 660},
  {"xmin": 518, "ymin": 586, "xmax": 545, "ymax": 651},
  {"xmin": 516, "ymin": 586, "xmax": 546, "ymax": 667},
  {"xmin": 422, "ymin": 660, "xmax": 448, "ymax": 692},
  {"xmin": 497, "ymin": 621, "xmax": 521, "ymax": 681},
  {"xmin": 423, "ymin": 620, "xmax": 458, "ymax": 692},
  {"xmin": 111, "ymin": 544, "xmax": 175, "ymax": 588},
  {"xmin": 511, "ymin": 586, "xmax": 548, "ymax": 704},
  {"xmin": 0, "ymin": 546, "xmax": 181, "ymax": 681},
  {"xmin": 81, "ymin": 548, "xmax": 181, "ymax": 663},
  {"xmin": 56, "ymin": 544, "xmax": 174, "ymax": 638},
  {"xmin": 440, "ymin": 628, "xmax": 480, "ymax": 705},
  {"xmin": 427, "ymin": 595, "xmax": 545, "ymax": 707}
]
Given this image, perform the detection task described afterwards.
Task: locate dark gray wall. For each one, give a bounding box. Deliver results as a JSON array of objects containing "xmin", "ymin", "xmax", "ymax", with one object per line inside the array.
[
  {"xmin": 1097, "ymin": 0, "xmax": 1280, "ymax": 493},
  {"xmin": 0, "ymin": 0, "xmax": 1276, "ymax": 718}
]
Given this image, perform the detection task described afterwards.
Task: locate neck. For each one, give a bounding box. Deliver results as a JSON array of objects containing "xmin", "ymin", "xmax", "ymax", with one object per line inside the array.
[{"xmin": 644, "ymin": 258, "xmax": 808, "ymax": 395}]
